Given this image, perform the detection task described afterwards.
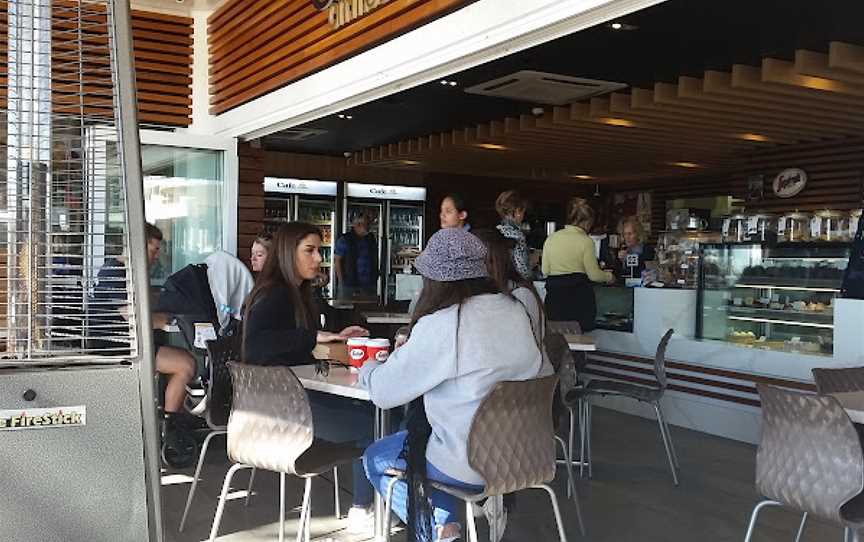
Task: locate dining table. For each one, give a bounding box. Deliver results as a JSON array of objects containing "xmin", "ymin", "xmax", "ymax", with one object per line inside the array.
[
  {"xmin": 291, "ymin": 363, "xmax": 392, "ymax": 540},
  {"xmin": 564, "ymin": 333, "xmax": 597, "ymax": 352}
]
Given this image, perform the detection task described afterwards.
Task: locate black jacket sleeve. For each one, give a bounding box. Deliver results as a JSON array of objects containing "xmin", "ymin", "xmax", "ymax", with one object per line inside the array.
[{"xmin": 243, "ymin": 288, "xmax": 317, "ymax": 366}]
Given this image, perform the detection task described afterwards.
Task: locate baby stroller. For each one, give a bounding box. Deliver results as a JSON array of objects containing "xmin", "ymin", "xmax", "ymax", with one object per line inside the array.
[{"xmin": 155, "ymin": 251, "xmax": 253, "ymax": 468}]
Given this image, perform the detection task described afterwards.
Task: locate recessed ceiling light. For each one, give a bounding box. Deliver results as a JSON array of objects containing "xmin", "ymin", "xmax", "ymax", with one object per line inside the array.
[
  {"xmin": 476, "ymin": 143, "xmax": 508, "ymax": 151},
  {"xmin": 738, "ymin": 133, "xmax": 770, "ymax": 142},
  {"xmin": 599, "ymin": 117, "xmax": 636, "ymax": 128},
  {"xmin": 440, "ymin": 80, "xmax": 458, "ymax": 87},
  {"xmin": 669, "ymin": 161, "xmax": 701, "ymax": 168},
  {"xmin": 346, "ymin": 115, "xmax": 353, "ymax": 120},
  {"xmin": 337, "ymin": 114, "xmax": 345, "ymax": 119},
  {"xmin": 609, "ymin": 21, "xmax": 637, "ymax": 31},
  {"xmin": 440, "ymin": 80, "xmax": 449, "ymax": 85},
  {"xmin": 400, "ymin": 160, "xmax": 421, "ymax": 165},
  {"xmin": 571, "ymin": 174, "xmax": 594, "ymax": 180},
  {"xmin": 449, "ymin": 81, "xmax": 457, "ymax": 86},
  {"xmin": 611, "ymin": 22, "xmax": 623, "ymax": 30}
]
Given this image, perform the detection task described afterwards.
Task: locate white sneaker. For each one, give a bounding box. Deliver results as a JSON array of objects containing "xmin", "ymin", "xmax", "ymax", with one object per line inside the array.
[
  {"xmin": 482, "ymin": 496, "xmax": 507, "ymax": 542},
  {"xmin": 346, "ymin": 506, "xmax": 374, "ymax": 534}
]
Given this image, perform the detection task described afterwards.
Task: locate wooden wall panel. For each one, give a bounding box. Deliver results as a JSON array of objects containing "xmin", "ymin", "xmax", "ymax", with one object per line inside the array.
[
  {"xmin": 208, "ymin": 0, "xmax": 474, "ymax": 114},
  {"xmin": 643, "ymin": 138, "xmax": 864, "ymax": 230},
  {"xmin": 238, "ymin": 142, "xmax": 266, "ymax": 265},
  {"xmin": 0, "ymin": 2, "xmax": 193, "ymax": 127}
]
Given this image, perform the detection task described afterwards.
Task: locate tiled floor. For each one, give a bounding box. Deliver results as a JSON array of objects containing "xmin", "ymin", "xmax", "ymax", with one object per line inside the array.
[{"xmin": 161, "ymin": 406, "xmax": 843, "ymax": 542}]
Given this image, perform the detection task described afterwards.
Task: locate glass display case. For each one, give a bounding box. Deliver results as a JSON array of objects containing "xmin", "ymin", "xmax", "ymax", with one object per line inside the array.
[
  {"xmin": 656, "ymin": 230, "xmax": 721, "ymax": 288},
  {"xmin": 595, "ymin": 286, "xmax": 634, "ymax": 332},
  {"xmin": 698, "ymin": 242, "xmax": 850, "ymax": 356}
]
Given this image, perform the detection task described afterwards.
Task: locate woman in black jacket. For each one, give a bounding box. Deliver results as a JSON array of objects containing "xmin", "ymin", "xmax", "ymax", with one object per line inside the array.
[
  {"xmin": 243, "ymin": 222, "xmax": 366, "ymax": 364},
  {"xmin": 242, "ymin": 222, "xmax": 381, "ymax": 531}
]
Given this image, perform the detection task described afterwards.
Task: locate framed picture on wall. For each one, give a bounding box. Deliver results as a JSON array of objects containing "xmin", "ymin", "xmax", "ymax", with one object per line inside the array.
[{"xmin": 746, "ymin": 175, "xmax": 764, "ymax": 202}]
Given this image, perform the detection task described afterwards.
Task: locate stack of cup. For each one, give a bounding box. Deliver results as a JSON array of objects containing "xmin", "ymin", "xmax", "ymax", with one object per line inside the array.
[{"xmin": 346, "ymin": 337, "xmax": 391, "ymax": 370}]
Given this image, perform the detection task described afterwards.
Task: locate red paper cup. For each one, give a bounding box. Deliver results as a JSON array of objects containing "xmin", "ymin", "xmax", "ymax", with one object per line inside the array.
[
  {"xmin": 346, "ymin": 338, "xmax": 369, "ymax": 368},
  {"xmin": 366, "ymin": 338, "xmax": 391, "ymax": 363}
]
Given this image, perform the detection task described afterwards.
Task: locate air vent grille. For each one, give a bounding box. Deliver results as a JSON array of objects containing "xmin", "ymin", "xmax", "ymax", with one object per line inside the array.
[{"xmin": 464, "ymin": 70, "xmax": 628, "ymax": 105}]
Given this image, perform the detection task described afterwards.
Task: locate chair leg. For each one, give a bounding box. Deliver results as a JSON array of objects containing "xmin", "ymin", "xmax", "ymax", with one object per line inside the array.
[
  {"xmin": 795, "ymin": 512, "xmax": 808, "ymax": 542},
  {"xmin": 535, "ymin": 484, "xmax": 568, "ymax": 542},
  {"xmin": 279, "ymin": 472, "xmax": 287, "ymax": 542},
  {"xmin": 332, "ymin": 467, "xmax": 341, "ymax": 520},
  {"xmin": 297, "ymin": 477, "xmax": 312, "ymax": 542},
  {"xmin": 465, "ymin": 500, "xmax": 480, "ymax": 542},
  {"xmin": 579, "ymin": 399, "xmax": 587, "ymax": 478},
  {"xmin": 245, "ymin": 467, "xmax": 256, "ymax": 507},
  {"xmin": 662, "ymin": 416, "xmax": 680, "ymax": 469},
  {"xmin": 568, "ymin": 407, "xmax": 576, "ymax": 475},
  {"xmin": 586, "ymin": 400, "xmax": 594, "ymax": 479},
  {"xmin": 554, "ymin": 436, "xmax": 574, "ymax": 499},
  {"xmin": 384, "ymin": 476, "xmax": 400, "ymax": 542},
  {"xmin": 555, "ymin": 436, "xmax": 585, "ymax": 536},
  {"xmin": 743, "ymin": 500, "xmax": 781, "ymax": 542},
  {"xmin": 208, "ymin": 463, "xmax": 250, "ymax": 542},
  {"xmin": 180, "ymin": 429, "xmax": 225, "ymax": 532},
  {"xmin": 653, "ymin": 403, "xmax": 679, "ymax": 486}
]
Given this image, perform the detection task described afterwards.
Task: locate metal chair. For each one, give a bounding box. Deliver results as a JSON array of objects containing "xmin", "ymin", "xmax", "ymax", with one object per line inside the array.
[
  {"xmin": 208, "ymin": 363, "xmax": 362, "ymax": 542},
  {"xmin": 545, "ymin": 331, "xmax": 585, "ymax": 501},
  {"xmin": 813, "ymin": 367, "xmax": 864, "ymax": 394},
  {"xmin": 566, "ymin": 329, "xmax": 679, "ymax": 485},
  {"xmin": 382, "ymin": 375, "xmax": 582, "ymax": 542},
  {"xmin": 745, "ymin": 384, "xmax": 864, "ymax": 542},
  {"xmin": 179, "ymin": 334, "xmax": 241, "ymax": 531}
]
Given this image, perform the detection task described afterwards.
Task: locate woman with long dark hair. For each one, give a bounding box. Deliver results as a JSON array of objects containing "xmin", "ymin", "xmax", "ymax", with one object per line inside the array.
[
  {"xmin": 361, "ymin": 228, "xmax": 552, "ymax": 542},
  {"xmin": 242, "ymin": 222, "xmax": 381, "ymax": 531}
]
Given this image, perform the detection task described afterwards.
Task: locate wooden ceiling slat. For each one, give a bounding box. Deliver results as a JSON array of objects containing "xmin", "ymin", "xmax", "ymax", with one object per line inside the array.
[
  {"xmin": 795, "ymin": 49, "xmax": 864, "ymax": 86},
  {"xmin": 829, "ymin": 42, "xmax": 864, "ymax": 74},
  {"xmin": 735, "ymin": 63, "xmax": 864, "ymax": 106}
]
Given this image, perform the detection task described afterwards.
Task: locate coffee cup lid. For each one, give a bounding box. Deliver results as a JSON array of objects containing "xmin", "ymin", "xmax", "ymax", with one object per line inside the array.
[
  {"xmin": 346, "ymin": 337, "xmax": 369, "ymax": 345},
  {"xmin": 367, "ymin": 338, "xmax": 390, "ymax": 347}
]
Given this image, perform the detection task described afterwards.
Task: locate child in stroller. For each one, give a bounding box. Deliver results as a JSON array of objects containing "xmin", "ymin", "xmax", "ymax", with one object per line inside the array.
[{"xmin": 154, "ymin": 250, "xmax": 254, "ymax": 467}]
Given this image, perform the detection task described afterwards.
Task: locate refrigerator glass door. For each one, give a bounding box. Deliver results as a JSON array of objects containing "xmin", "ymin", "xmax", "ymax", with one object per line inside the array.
[
  {"xmin": 344, "ymin": 202, "xmax": 384, "ymax": 302},
  {"xmin": 387, "ymin": 203, "xmax": 424, "ymax": 303},
  {"xmin": 298, "ymin": 197, "xmax": 337, "ymax": 299},
  {"xmin": 263, "ymin": 196, "xmax": 292, "ymax": 235}
]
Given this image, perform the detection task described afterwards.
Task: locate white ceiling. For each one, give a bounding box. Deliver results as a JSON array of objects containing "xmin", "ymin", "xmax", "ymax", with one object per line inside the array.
[{"xmin": 131, "ymin": 0, "xmax": 226, "ymax": 15}]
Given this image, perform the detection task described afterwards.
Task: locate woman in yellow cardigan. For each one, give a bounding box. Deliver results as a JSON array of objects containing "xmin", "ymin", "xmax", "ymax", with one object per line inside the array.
[{"xmin": 542, "ymin": 197, "xmax": 614, "ymax": 331}]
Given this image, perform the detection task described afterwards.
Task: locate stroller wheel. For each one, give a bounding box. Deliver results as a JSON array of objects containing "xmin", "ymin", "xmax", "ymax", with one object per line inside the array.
[{"xmin": 161, "ymin": 428, "xmax": 198, "ymax": 469}]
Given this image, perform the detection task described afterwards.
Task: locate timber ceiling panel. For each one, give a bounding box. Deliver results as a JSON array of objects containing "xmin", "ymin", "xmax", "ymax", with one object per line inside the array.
[
  {"xmin": 207, "ymin": 0, "xmax": 475, "ymax": 115},
  {"xmin": 348, "ymin": 40, "xmax": 864, "ymax": 183},
  {"xmin": 0, "ymin": 1, "xmax": 193, "ymax": 127}
]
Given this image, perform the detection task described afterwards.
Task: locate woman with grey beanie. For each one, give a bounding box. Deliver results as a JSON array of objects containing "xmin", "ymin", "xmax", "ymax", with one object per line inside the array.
[{"xmin": 360, "ymin": 227, "xmax": 552, "ymax": 542}]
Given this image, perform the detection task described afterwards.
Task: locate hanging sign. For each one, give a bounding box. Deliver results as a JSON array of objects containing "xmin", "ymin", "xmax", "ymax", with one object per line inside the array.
[
  {"xmin": 264, "ymin": 178, "xmax": 338, "ymax": 196},
  {"xmin": 313, "ymin": 0, "xmax": 392, "ymax": 30},
  {"xmin": 773, "ymin": 168, "xmax": 808, "ymax": 198},
  {"xmin": 0, "ymin": 406, "xmax": 86, "ymax": 431}
]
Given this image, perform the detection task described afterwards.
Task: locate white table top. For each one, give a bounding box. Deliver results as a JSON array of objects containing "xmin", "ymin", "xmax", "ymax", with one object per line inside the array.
[
  {"xmin": 563, "ymin": 333, "xmax": 597, "ymax": 352},
  {"xmin": 363, "ymin": 312, "xmax": 411, "ymax": 325},
  {"xmin": 292, "ymin": 364, "xmax": 370, "ymax": 401},
  {"xmin": 161, "ymin": 323, "xmax": 181, "ymax": 333},
  {"xmin": 831, "ymin": 391, "xmax": 864, "ymax": 424}
]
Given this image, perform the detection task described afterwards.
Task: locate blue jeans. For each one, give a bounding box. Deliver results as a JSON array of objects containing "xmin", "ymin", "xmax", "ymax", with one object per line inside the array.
[{"xmin": 363, "ymin": 431, "xmax": 484, "ymax": 529}]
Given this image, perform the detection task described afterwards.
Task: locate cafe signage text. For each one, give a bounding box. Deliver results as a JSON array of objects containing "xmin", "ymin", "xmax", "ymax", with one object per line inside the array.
[{"xmin": 312, "ymin": 0, "xmax": 392, "ymax": 30}]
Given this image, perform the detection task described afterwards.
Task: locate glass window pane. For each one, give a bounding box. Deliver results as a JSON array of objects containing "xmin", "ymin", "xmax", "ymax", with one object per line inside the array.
[{"xmin": 141, "ymin": 146, "xmax": 222, "ymax": 283}]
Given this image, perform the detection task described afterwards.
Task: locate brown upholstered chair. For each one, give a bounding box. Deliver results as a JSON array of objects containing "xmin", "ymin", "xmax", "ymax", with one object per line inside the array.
[
  {"xmin": 545, "ymin": 331, "xmax": 583, "ymax": 501},
  {"xmin": 813, "ymin": 367, "xmax": 864, "ymax": 394},
  {"xmin": 745, "ymin": 384, "xmax": 864, "ymax": 542},
  {"xmin": 208, "ymin": 363, "xmax": 362, "ymax": 542},
  {"xmin": 565, "ymin": 329, "xmax": 678, "ymax": 485},
  {"xmin": 382, "ymin": 375, "xmax": 583, "ymax": 542}
]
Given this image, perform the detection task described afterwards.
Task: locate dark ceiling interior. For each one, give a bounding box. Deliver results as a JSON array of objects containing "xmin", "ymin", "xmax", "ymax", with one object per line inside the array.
[{"xmin": 262, "ymin": 0, "xmax": 864, "ymax": 157}]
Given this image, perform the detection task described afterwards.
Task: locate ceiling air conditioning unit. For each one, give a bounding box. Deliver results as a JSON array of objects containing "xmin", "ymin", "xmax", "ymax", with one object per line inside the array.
[{"xmin": 464, "ymin": 70, "xmax": 628, "ymax": 105}]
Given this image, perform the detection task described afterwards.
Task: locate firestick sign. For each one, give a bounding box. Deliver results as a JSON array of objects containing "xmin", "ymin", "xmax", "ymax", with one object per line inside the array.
[{"xmin": 0, "ymin": 406, "xmax": 86, "ymax": 430}]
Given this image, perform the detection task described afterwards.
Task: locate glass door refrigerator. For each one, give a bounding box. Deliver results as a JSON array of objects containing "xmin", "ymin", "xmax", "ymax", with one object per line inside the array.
[
  {"xmin": 344, "ymin": 183, "xmax": 426, "ymax": 305},
  {"xmin": 263, "ymin": 178, "xmax": 338, "ymax": 299}
]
